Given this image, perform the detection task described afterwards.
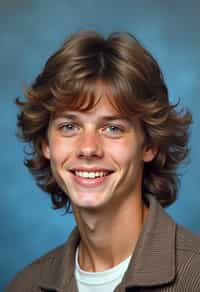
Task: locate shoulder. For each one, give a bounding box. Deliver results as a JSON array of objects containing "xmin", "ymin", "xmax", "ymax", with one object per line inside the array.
[
  {"xmin": 5, "ymin": 227, "xmax": 80, "ymax": 292},
  {"xmin": 176, "ymin": 224, "xmax": 200, "ymax": 253},
  {"xmin": 175, "ymin": 224, "xmax": 200, "ymax": 289},
  {"xmin": 5, "ymin": 243, "xmax": 66, "ymax": 292}
]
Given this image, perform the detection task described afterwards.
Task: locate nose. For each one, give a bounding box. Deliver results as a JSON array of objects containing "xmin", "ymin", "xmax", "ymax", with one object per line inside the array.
[{"xmin": 76, "ymin": 129, "xmax": 104, "ymax": 159}]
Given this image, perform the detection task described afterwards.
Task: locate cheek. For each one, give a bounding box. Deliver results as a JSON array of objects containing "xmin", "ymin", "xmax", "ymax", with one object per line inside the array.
[
  {"xmin": 107, "ymin": 138, "xmax": 142, "ymax": 167},
  {"xmin": 49, "ymin": 137, "xmax": 71, "ymax": 165}
]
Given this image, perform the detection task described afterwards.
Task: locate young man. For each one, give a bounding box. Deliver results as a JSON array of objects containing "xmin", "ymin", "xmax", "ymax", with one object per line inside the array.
[{"xmin": 7, "ymin": 30, "xmax": 200, "ymax": 291}]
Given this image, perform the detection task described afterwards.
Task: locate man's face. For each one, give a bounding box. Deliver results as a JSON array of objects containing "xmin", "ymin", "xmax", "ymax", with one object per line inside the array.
[{"xmin": 43, "ymin": 94, "xmax": 155, "ymax": 211}]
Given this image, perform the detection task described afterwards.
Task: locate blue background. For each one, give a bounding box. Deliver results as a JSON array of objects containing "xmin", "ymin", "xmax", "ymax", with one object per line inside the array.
[{"xmin": 1, "ymin": 0, "xmax": 200, "ymax": 289}]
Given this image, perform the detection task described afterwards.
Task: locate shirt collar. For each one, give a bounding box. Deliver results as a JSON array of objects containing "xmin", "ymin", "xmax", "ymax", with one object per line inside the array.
[{"xmin": 39, "ymin": 195, "xmax": 176, "ymax": 291}]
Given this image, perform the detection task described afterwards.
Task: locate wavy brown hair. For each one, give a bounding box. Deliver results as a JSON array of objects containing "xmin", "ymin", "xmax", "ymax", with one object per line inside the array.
[{"xmin": 16, "ymin": 30, "xmax": 192, "ymax": 211}]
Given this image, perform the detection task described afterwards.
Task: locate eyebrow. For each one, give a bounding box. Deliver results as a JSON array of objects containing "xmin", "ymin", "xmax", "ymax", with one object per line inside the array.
[{"xmin": 55, "ymin": 113, "xmax": 132, "ymax": 124}]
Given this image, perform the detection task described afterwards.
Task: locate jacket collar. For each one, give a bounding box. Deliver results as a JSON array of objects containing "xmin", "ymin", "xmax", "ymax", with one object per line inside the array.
[
  {"xmin": 39, "ymin": 195, "xmax": 176, "ymax": 291},
  {"xmin": 38, "ymin": 227, "xmax": 80, "ymax": 292},
  {"xmin": 120, "ymin": 194, "xmax": 176, "ymax": 289}
]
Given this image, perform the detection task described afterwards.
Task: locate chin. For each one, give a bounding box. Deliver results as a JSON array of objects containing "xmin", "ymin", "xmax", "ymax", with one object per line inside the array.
[
  {"xmin": 71, "ymin": 195, "xmax": 108, "ymax": 210},
  {"xmin": 75, "ymin": 200, "xmax": 103, "ymax": 209}
]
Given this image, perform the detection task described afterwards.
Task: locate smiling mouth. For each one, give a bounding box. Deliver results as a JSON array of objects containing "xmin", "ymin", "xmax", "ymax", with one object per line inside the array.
[
  {"xmin": 70, "ymin": 170, "xmax": 114, "ymax": 179},
  {"xmin": 68, "ymin": 169, "xmax": 114, "ymax": 188}
]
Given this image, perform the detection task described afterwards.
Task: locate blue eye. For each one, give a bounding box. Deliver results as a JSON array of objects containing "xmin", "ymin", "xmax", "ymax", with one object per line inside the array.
[
  {"xmin": 104, "ymin": 125, "xmax": 124, "ymax": 135},
  {"xmin": 59, "ymin": 123, "xmax": 79, "ymax": 134},
  {"xmin": 62, "ymin": 124, "xmax": 75, "ymax": 130},
  {"xmin": 107, "ymin": 126, "xmax": 121, "ymax": 132}
]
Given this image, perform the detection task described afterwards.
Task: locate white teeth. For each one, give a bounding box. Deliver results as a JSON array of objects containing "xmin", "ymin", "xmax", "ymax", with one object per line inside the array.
[{"xmin": 74, "ymin": 171, "xmax": 107, "ymax": 178}]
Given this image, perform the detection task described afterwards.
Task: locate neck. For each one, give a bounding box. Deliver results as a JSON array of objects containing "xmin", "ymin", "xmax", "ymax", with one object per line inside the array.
[{"xmin": 73, "ymin": 194, "xmax": 148, "ymax": 272}]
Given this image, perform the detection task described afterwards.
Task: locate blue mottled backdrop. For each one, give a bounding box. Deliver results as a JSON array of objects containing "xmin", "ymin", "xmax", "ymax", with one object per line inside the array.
[{"xmin": 1, "ymin": 0, "xmax": 200, "ymax": 289}]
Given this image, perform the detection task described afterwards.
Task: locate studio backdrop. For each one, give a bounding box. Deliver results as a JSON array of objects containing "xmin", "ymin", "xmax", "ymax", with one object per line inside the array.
[{"xmin": 0, "ymin": 0, "xmax": 200, "ymax": 290}]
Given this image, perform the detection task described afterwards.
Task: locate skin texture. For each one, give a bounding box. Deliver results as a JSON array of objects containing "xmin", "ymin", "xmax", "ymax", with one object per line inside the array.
[{"xmin": 43, "ymin": 86, "xmax": 156, "ymax": 272}]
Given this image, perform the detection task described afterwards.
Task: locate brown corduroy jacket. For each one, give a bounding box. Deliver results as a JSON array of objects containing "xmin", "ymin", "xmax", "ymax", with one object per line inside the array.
[{"xmin": 6, "ymin": 195, "xmax": 200, "ymax": 291}]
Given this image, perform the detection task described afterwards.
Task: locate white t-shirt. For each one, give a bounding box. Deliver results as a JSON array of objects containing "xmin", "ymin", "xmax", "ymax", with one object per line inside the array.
[{"xmin": 75, "ymin": 246, "xmax": 131, "ymax": 292}]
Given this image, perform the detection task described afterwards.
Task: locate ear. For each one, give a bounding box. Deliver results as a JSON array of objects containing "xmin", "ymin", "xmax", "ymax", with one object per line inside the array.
[
  {"xmin": 41, "ymin": 140, "xmax": 50, "ymax": 160},
  {"xmin": 143, "ymin": 145, "xmax": 158, "ymax": 163}
]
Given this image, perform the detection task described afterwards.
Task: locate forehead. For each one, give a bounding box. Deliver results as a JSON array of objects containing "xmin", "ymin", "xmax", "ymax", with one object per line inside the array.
[
  {"xmin": 53, "ymin": 79, "xmax": 134, "ymax": 119},
  {"xmin": 54, "ymin": 96, "xmax": 129, "ymax": 121}
]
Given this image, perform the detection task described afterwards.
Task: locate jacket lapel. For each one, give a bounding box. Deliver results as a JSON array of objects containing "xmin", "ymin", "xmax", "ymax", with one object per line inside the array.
[
  {"xmin": 38, "ymin": 227, "xmax": 80, "ymax": 292},
  {"xmin": 118, "ymin": 195, "xmax": 176, "ymax": 290}
]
